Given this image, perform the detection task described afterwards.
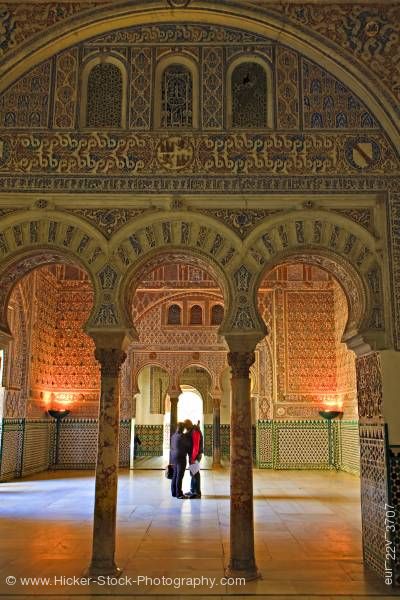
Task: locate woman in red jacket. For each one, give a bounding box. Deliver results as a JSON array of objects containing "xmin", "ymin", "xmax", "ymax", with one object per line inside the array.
[{"xmin": 183, "ymin": 419, "xmax": 203, "ymax": 498}]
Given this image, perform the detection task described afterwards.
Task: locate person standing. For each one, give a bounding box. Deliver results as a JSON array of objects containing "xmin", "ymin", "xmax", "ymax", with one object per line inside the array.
[
  {"xmin": 170, "ymin": 422, "xmax": 190, "ymax": 499},
  {"xmin": 133, "ymin": 433, "xmax": 141, "ymax": 459},
  {"xmin": 184, "ymin": 419, "xmax": 203, "ymax": 498}
]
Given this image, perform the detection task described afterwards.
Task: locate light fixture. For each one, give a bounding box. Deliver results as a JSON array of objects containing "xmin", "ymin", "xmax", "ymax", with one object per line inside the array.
[
  {"xmin": 48, "ymin": 409, "xmax": 70, "ymax": 467},
  {"xmin": 319, "ymin": 400, "xmax": 343, "ymax": 469}
]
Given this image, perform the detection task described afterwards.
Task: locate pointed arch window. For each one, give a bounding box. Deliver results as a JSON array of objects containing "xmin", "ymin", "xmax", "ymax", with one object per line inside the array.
[
  {"xmin": 211, "ymin": 304, "xmax": 224, "ymax": 326},
  {"xmin": 231, "ymin": 62, "xmax": 268, "ymax": 128},
  {"xmin": 167, "ymin": 304, "xmax": 182, "ymax": 325},
  {"xmin": 190, "ymin": 305, "xmax": 203, "ymax": 325}
]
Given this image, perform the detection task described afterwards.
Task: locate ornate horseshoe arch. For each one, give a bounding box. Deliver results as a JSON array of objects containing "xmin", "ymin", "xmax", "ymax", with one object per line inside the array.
[
  {"xmin": 247, "ymin": 211, "xmax": 388, "ymax": 350},
  {"xmin": 0, "ymin": 211, "xmax": 109, "ymax": 337},
  {"xmin": 110, "ymin": 213, "xmax": 242, "ymax": 333}
]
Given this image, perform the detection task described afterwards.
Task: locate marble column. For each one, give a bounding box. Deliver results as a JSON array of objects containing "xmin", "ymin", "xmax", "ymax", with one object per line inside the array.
[
  {"xmin": 170, "ymin": 396, "xmax": 179, "ymax": 436},
  {"xmin": 87, "ymin": 348, "xmax": 126, "ymax": 577},
  {"xmin": 212, "ymin": 397, "xmax": 221, "ymax": 467},
  {"xmin": 226, "ymin": 351, "xmax": 259, "ymax": 580}
]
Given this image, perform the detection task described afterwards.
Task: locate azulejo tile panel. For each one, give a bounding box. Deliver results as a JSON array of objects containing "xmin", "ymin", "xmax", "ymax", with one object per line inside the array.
[
  {"xmin": 135, "ymin": 424, "xmax": 163, "ymax": 457},
  {"xmin": 263, "ymin": 420, "xmax": 331, "ymax": 469},
  {"xmin": 22, "ymin": 420, "xmax": 53, "ymax": 477},
  {"xmin": 55, "ymin": 419, "xmax": 131, "ymax": 468},
  {"xmin": 339, "ymin": 420, "xmax": 360, "ymax": 475},
  {"xmin": 359, "ymin": 424, "xmax": 389, "ymax": 579},
  {"xmin": 389, "ymin": 447, "xmax": 400, "ymax": 586},
  {"xmin": 205, "ymin": 420, "xmax": 360, "ymax": 471},
  {"xmin": 0, "ymin": 419, "xmax": 24, "ymax": 481},
  {"xmin": 256, "ymin": 421, "xmax": 273, "ymax": 468},
  {"xmin": 256, "ymin": 420, "xmax": 357, "ymax": 471}
]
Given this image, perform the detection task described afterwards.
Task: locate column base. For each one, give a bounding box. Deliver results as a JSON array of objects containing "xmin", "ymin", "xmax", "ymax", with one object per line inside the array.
[
  {"xmin": 85, "ymin": 561, "xmax": 122, "ymax": 579},
  {"xmin": 225, "ymin": 563, "xmax": 261, "ymax": 582}
]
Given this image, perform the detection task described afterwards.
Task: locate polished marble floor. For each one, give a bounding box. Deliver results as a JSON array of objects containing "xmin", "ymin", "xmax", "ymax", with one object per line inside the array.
[{"xmin": 0, "ymin": 468, "xmax": 399, "ymax": 598}]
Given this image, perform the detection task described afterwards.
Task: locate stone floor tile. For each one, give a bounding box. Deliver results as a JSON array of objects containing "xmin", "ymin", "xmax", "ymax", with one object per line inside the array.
[{"xmin": 0, "ymin": 469, "xmax": 397, "ymax": 598}]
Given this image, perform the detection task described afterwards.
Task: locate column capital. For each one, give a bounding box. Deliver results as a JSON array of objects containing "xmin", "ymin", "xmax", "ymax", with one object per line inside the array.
[
  {"xmin": 227, "ymin": 352, "xmax": 255, "ymax": 378},
  {"xmin": 212, "ymin": 396, "xmax": 222, "ymax": 409},
  {"xmin": 224, "ymin": 331, "xmax": 265, "ymax": 353},
  {"xmin": 87, "ymin": 328, "xmax": 134, "ymax": 352},
  {"xmin": 95, "ymin": 348, "xmax": 126, "ymax": 378}
]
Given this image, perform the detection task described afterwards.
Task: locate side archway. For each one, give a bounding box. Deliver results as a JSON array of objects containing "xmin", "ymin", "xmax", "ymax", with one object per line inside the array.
[
  {"xmin": 247, "ymin": 211, "xmax": 389, "ymax": 351},
  {"xmin": 0, "ymin": 211, "xmax": 109, "ymax": 338}
]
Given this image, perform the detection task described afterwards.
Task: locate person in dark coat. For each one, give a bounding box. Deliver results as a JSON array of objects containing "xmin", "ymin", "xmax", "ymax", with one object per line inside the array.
[
  {"xmin": 183, "ymin": 419, "xmax": 203, "ymax": 498},
  {"xmin": 133, "ymin": 434, "xmax": 141, "ymax": 458},
  {"xmin": 170, "ymin": 422, "xmax": 191, "ymax": 499}
]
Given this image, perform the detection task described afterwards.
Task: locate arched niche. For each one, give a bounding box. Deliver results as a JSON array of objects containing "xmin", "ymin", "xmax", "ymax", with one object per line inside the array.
[
  {"xmin": 80, "ymin": 54, "xmax": 128, "ymax": 129},
  {"xmin": 153, "ymin": 53, "xmax": 199, "ymax": 129},
  {"xmin": 226, "ymin": 54, "xmax": 274, "ymax": 129}
]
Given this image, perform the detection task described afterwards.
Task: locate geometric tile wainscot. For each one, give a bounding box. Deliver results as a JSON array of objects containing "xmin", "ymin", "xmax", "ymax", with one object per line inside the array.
[
  {"xmin": 134, "ymin": 424, "xmax": 163, "ymax": 457},
  {"xmin": 55, "ymin": 419, "xmax": 131, "ymax": 469},
  {"xmin": 0, "ymin": 419, "xmax": 131, "ymax": 480},
  {"xmin": 388, "ymin": 447, "xmax": 400, "ymax": 586},
  {"xmin": 0, "ymin": 419, "xmax": 361, "ymax": 477},
  {"xmin": 256, "ymin": 420, "xmax": 360, "ymax": 473}
]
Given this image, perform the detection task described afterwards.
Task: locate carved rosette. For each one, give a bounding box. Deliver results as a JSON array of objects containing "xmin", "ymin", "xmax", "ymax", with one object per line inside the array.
[
  {"xmin": 227, "ymin": 352, "xmax": 255, "ymax": 378},
  {"xmin": 95, "ymin": 349, "xmax": 126, "ymax": 378}
]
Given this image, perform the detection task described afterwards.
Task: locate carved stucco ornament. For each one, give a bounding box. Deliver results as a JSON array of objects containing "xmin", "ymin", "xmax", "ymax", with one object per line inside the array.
[{"xmin": 167, "ymin": 0, "xmax": 191, "ymax": 7}]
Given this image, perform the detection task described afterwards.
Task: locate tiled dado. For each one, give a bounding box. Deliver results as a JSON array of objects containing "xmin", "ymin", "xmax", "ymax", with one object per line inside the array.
[
  {"xmin": 256, "ymin": 419, "xmax": 360, "ymax": 472},
  {"xmin": 0, "ymin": 419, "xmax": 26, "ymax": 481},
  {"xmin": 388, "ymin": 446, "xmax": 400, "ymax": 586},
  {"xmin": 0, "ymin": 418, "xmax": 131, "ymax": 480},
  {"xmin": 0, "ymin": 419, "xmax": 55, "ymax": 481},
  {"xmin": 55, "ymin": 418, "xmax": 131, "ymax": 469},
  {"xmin": 204, "ymin": 424, "xmax": 232, "ymax": 458},
  {"xmin": 134, "ymin": 424, "xmax": 163, "ymax": 456},
  {"xmin": 359, "ymin": 424, "xmax": 390, "ymax": 580}
]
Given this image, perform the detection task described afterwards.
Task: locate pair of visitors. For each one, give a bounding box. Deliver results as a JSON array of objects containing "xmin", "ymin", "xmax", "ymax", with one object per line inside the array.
[{"xmin": 170, "ymin": 419, "xmax": 203, "ymax": 499}]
